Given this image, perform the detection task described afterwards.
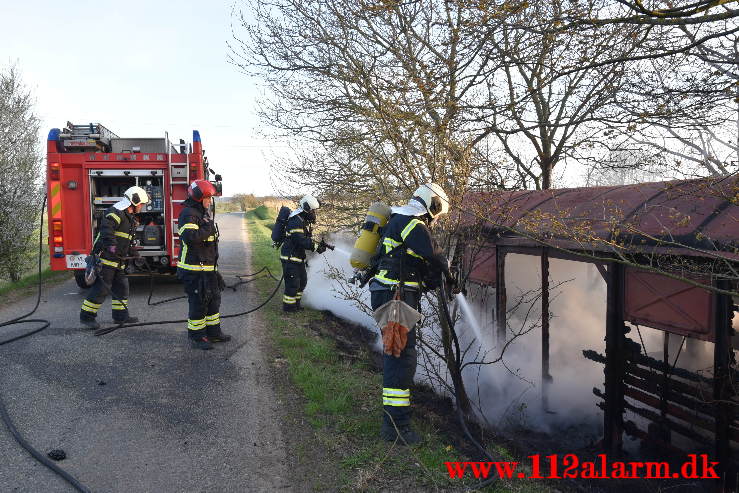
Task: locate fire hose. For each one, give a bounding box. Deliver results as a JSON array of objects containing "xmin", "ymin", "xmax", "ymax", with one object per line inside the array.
[{"xmin": 0, "ymin": 196, "xmax": 285, "ymax": 492}]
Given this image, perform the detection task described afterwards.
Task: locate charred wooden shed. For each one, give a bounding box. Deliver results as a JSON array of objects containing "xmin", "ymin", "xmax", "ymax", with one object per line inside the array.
[{"xmin": 455, "ymin": 176, "xmax": 738, "ymax": 486}]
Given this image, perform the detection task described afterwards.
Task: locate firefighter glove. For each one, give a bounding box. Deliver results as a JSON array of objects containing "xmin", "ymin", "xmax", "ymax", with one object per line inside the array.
[
  {"xmin": 316, "ymin": 241, "xmax": 327, "ymax": 254},
  {"xmin": 381, "ymin": 321, "xmax": 409, "ymax": 358}
]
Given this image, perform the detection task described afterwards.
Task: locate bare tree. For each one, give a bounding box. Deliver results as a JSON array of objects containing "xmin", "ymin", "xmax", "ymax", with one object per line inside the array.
[
  {"xmin": 231, "ymin": 0, "xmax": 520, "ymax": 230},
  {"xmin": 466, "ymin": 0, "xmax": 644, "ymax": 190},
  {"xmin": 0, "ymin": 64, "xmax": 43, "ymax": 282}
]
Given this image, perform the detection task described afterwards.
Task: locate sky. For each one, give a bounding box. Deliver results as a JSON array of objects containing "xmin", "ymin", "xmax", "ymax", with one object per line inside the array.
[{"xmin": 1, "ymin": 0, "xmax": 284, "ymax": 197}]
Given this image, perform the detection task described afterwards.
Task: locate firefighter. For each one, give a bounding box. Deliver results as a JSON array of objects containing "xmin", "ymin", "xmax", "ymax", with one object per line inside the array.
[
  {"xmin": 369, "ymin": 183, "xmax": 454, "ymax": 445},
  {"xmin": 280, "ymin": 195, "xmax": 328, "ymax": 312},
  {"xmin": 177, "ymin": 179, "xmax": 230, "ymax": 350},
  {"xmin": 79, "ymin": 186, "xmax": 150, "ymax": 329}
]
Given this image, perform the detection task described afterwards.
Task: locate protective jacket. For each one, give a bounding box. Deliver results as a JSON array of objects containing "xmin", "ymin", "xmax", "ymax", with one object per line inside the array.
[
  {"xmin": 280, "ymin": 213, "xmax": 314, "ymax": 264},
  {"xmin": 372, "ymin": 214, "xmax": 449, "ymax": 290},
  {"xmin": 93, "ymin": 206, "xmax": 137, "ymax": 270},
  {"xmin": 177, "ymin": 198, "xmax": 219, "ymax": 271}
]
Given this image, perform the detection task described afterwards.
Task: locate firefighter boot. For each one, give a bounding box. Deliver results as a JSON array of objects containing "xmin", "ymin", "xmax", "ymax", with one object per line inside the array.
[
  {"xmin": 80, "ymin": 317, "xmax": 100, "ymax": 330},
  {"xmin": 190, "ymin": 335, "xmax": 213, "ymax": 350},
  {"xmin": 380, "ymin": 421, "xmax": 421, "ymax": 445},
  {"xmin": 115, "ymin": 316, "xmax": 139, "ymax": 324},
  {"xmin": 206, "ymin": 326, "xmax": 232, "ymax": 343}
]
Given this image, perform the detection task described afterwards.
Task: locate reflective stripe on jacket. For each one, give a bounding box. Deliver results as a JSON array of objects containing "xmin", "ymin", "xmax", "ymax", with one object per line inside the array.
[
  {"xmin": 279, "ymin": 213, "xmax": 313, "ymax": 263},
  {"xmin": 372, "ymin": 214, "xmax": 444, "ymax": 288},
  {"xmin": 93, "ymin": 206, "xmax": 136, "ymax": 268},
  {"xmin": 177, "ymin": 198, "xmax": 219, "ymax": 272}
]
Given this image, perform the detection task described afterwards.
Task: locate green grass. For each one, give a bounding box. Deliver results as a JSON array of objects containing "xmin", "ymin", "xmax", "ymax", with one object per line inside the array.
[{"xmin": 0, "ymin": 266, "xmax": 71, "ymax": 298}]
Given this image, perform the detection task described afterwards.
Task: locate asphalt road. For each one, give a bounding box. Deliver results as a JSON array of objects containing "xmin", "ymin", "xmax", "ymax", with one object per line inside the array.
[{"xmin": 0, "ymin": 212, "xmax": 292, "ymax": 492}]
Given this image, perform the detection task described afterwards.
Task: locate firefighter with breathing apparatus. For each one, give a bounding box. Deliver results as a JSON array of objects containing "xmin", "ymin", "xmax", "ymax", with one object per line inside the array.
[
  {"xmin": 177, "ymin": 179, "xmax": 230, "ymax": 350},
  {"xmin": 358, "ymin": 183, "xmax": 455, "ymax": 445},
  {"xmin": 278, "ymin": 195, "xmax": 331, "ymax": 312},
  {"xmin": 79, "ymin": 186, "xmax": 150, "ymax": 329}
]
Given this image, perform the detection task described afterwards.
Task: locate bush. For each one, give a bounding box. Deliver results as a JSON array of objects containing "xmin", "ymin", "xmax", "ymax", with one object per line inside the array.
[{"xmin": 253, "ymin": 204, "xmax": 270, "ymax": 220}]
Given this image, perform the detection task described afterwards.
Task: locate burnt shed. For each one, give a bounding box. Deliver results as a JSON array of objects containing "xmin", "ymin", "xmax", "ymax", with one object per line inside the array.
[{"xmin": 456, "ymin": 176, "xmax": 738, "ymax": 488}]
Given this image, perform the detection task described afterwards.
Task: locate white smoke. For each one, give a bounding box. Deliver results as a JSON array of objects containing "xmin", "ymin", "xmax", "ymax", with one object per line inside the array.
[
  {"xmin": 301, "ymin": 234, "xmax": 378, "ymax": 339},
  {"xmin": 301, "ymin": 240, "xmax": 723, "ymax": 450}
]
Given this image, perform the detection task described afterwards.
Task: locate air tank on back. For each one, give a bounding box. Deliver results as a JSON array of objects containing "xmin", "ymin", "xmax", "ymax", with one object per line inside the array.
[{"xmin": 350, "ymin": 201, "xmax": 392, "ymax": 269}]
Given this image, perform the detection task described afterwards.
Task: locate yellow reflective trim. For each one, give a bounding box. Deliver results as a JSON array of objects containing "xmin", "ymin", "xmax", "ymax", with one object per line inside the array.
[
  {"xmin": 205, "ymin": 313, "xmax": 220, "ymax": 320},
  {"xmin": 50, "ymin": 182, "xmax": 61, "ymax": 198},
  {"xmin": 83, "ymin": 300, "xmax": 102, "ymax": 308},
  {"xmin": 288, "ymin": 229, "xmax": 303, "ymax": 233},
  {"xmin": 382, "ymin": 388, "xmax": 410, "ymax": 397},
  {"xmin": 406, "ymin": 248, "xmax": 423, "ymax": 259},
  {"xmin": 279, "ymin": 255, "xmax": 304, "ymax": 263},
  {"xmin": 100, "ymin": 258, "xmax": 120, "ymax": 268},
  {"xmin": 373, "ymin": 270, "xmax": 419, "ymax": 287},
  {"xmin": 177, "ymin": 262, "xmax": 216, "ymax": 271},
  {"xmin": 400, "ymin": 218, "xmax": 423, "ymax": 241},
  {"xmin": 106, "ymin": 213, "xmax": 121, "ymax": 225},
  {"xmin": 178, "ymin": 223, "xmax": 199, "ymax": 235},
  {"xmin": 81, "ymin": 305, "xmax": 98, "ymax": 313},
  {"xmin": 114, "ymin": 231, "xmax": 132, "ymax": 239},
  {"xmin": 206, "ymin": 235, "xmax": 216, "ymax": 242},
  {"xmin": 383, "ymin": 398, "xmax": 410, "ymax": 407}
]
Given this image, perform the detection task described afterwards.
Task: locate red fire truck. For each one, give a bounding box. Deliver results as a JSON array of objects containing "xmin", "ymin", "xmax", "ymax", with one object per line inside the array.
[{"xmin": 46, "ymin": 122, "xmax": 221, "ymax": 288}]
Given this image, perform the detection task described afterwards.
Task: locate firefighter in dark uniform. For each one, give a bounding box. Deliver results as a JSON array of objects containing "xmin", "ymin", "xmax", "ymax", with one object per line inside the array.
[
  {"xmin": 79, "ymin": 186, "xmax": 150, "ymax": 329},
  {"xmin": 177, "ymin": 179, "xmax": 230, "ymax": 350},
  {"xmin": 369, "ymin": 183, "xmax": 453, "ymax": 445},
  {"xmin": 280, "ymin": 195, "xmax": 328, "ymax": 311}
]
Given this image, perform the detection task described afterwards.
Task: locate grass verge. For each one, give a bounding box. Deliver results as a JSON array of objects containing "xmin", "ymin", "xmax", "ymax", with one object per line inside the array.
[
  {"xmin": 0, "ymin": 267, "xmax": 71, "ymax": 300},
  {"xmin": 244, "ymin": 208, "xmax": 550, "ymax": 492}
]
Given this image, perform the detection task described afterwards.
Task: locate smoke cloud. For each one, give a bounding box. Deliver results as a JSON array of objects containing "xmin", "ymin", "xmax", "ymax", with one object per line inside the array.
[{"xmin": 300, "ymin": 240, "xmax": 722, "ymax": 451}]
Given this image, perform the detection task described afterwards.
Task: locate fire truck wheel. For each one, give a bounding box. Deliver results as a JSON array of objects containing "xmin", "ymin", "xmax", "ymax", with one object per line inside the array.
[{"xmin": 74, "ymin": 271, "xmax": 89, "ymax": 289}]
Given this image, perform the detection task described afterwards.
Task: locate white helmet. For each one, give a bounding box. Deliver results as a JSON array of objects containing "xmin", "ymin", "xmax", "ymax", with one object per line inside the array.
[
  {"xmin": 123, "ymin": 186, "xmax": 150, "ymax": 207},
  {"xmin": 412, "ymin": 183, "xmax": 449, "ymax": 219},
  {"xmin": 300, "ymin": 195, "xmax": 320, "ymax": 212}
]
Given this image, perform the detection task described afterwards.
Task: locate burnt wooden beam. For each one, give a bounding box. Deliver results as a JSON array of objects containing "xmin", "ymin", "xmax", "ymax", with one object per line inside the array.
[
  {"xmin": 495, "ymin": 247, "xmax": 507, "ymax": 349},
  {"xmin": 604, "ymin": 262, "xmax": 626, "ymax": 456},
  {"xmin": 542, "ymin": 247, "xmax": 552, "ymax": 411}
]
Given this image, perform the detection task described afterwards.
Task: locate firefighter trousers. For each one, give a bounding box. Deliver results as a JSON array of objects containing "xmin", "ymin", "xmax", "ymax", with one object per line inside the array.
[
  {"xmin": 179, "ymin": 270, "xmax": 222, "ymax": 339},
  {"xmin": 282, "ymin": 260, "xmax": 307, "ymax": 311},
  {"xmin": 80, "ymin": 265, "xmax": 130, "ymax": 322},
  {"xmin": 371, "ymin": 287, "xmax": 420, "ymax": 429}
]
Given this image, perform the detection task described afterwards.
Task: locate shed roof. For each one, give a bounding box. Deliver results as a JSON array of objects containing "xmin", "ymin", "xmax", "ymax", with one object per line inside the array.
[{"xmin": 460, "ymin": 176, "xmax": 738, "ymax": 260}]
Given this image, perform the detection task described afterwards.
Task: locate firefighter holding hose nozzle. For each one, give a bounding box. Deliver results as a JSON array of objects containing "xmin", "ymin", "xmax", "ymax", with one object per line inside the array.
[
  {"xmin": 177, "ymin": 180, "xmax": 230, "ymax": 350},
  {"xmin": 277, "ymin": 195, "xmax": 332, "ymax": 312},
  {"xmin": 366, "ymin": 183, "xmax": 455, "ymax": 445},
  {"xmin": 79, "ymin": 186, "xmax": 150, "ymax": 329}
]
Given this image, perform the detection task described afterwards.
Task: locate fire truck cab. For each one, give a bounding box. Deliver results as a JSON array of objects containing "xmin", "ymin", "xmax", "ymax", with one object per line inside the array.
[{"xmin": 46, "ymin": 122, "xmax": 220, "ymax": 288}]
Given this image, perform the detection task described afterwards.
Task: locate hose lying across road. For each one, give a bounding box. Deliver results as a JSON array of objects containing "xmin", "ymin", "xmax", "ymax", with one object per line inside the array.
[{"xmin": 0, "ymin": 196, "xmax": 285, "ymax": 493}]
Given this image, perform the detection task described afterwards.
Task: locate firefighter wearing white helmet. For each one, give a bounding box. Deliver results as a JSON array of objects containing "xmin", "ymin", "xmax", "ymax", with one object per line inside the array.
[
  {"xmin": 368, "ymin": 182, "xmax": 454, "ymax": 445},
  {"xmin": 79, "ymin": 186, "xmax": 151, "ymax": 329},
  {"xmin": 280, "ymin": 194, "xmax": 328, "ymax": 311}
]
